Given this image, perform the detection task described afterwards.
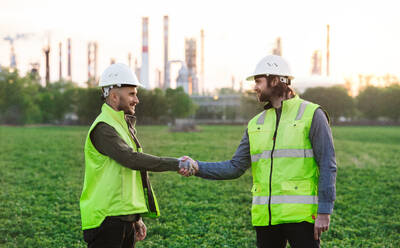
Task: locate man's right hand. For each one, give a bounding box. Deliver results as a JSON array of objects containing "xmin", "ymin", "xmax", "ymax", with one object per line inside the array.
[{"xmin": 178, "ymin": 156, "xmax": 198, "ymax": 176}]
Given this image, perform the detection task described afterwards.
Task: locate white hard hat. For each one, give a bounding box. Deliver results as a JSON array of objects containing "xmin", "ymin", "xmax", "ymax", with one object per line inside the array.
[
  {"xmin": 246, "ymin": 55, "xmax": 294, "ymax": 81},
  {"xmin": 99, "ymin": 63, "xmax": 144, "ymax": 88}
]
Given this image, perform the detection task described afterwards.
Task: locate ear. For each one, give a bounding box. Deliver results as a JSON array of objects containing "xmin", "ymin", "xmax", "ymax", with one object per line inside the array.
[
  {"xmin": 109, "ymin": 88, "xmax": 120, "ymax": 104},
  {"xmin": 270, "ymin": 76, "xmax": 279, "ymax": 87}
]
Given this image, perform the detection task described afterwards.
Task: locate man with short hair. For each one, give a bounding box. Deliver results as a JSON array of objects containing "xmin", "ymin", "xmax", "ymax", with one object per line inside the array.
[
  {"xmin": 80, "ymin": 63, "xmax": 195, "ymax": 248},
  {"xmin": 180, "ymin": 55, "xmax": 337, "ymax": 248}
]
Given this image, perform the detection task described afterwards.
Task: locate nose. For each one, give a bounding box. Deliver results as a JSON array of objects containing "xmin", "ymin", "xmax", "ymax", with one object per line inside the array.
[
  {"xmin": 253, "ymin": 84, "xmax": 258, "ymax": 92},
  {"xmin": 134, "ymin": 96, "xmax": 139, "ymax": 105}
]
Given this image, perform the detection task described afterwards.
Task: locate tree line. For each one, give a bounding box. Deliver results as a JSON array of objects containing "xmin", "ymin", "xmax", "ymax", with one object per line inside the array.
[
  {"xmin": 301, "ymin": 84, "xmax": 400, "ymax": 123},
  {"xmin": 0, "ymin": 69, "xmax": 196, "ymax": 125},
  {"xmin": 1, "ymin": 68, "xmax": 399, "ymax": 125}
]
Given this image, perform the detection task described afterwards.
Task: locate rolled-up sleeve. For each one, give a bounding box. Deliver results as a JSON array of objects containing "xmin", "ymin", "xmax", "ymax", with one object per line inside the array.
[
  {"xmin": 310, "ymin": 108, "xmax": 337, "ymax": 214},
  {"xmin": 196, "ymin": 129, "xmax": 252, "ymax": 180}
]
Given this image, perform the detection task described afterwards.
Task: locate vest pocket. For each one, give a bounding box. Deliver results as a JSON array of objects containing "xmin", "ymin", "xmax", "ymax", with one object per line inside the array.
[
  {"xmin": 251, "ymin": 184, "xmax": 260, "ymax": 193},
  {"xmin": 281, "ymin": 180, "xmax": 312, "ymax": 195},
  {"xmin": 251, "ymin": 183, "xmax": 267, "ymax": 194}
]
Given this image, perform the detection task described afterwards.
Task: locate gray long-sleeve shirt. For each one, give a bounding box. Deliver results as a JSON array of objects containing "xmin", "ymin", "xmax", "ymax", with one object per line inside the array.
[{"xmin": 196, "ymin": 108, "xmax": 337, "ymax": 214}]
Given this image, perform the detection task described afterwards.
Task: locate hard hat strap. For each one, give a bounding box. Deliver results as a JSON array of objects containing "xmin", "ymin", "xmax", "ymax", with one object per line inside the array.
[
  {"xmin": 102, "ymin": 87, "xmax": 111, "ymax": 98},
  {"xmin": 279, "ymin": 76, "xmax": 291, "ymax": 85},
  {"xmin": 102, "ymin": 84, "xmax": 123, "ymax": 98}
]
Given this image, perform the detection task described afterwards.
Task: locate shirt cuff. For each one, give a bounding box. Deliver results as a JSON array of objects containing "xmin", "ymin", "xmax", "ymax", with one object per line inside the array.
[{"xmin": 318, "ymin": 201, "xmax": 334, "ymax": 214}]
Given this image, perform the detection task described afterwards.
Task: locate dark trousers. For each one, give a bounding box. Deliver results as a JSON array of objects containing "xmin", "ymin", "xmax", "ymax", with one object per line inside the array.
[
  {"xmin": 255, "ymin": 222, "xmax": 320, "ymax": 248},
  {"xmin": 83, "ymin": 217, "xmax": 136, "ymax": 248}
]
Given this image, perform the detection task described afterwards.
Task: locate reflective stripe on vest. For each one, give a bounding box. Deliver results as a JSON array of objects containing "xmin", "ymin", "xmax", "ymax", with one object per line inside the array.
[
  {"xmin": 295, "ymin": 100, "xmax": 311, "ymax": 120},
  {"xmin": 252, "ymin": 195, "xmax": 318, "ymax": 205},
  {"xmin": 251, "ymin": 149, "xmax": 314, "ymax": 162}
]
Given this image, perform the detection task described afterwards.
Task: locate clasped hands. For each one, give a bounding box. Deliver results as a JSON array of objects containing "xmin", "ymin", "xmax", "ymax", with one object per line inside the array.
[{"xmin": 178, "ymin": 156, "xmax": 198, "ymax": 176}]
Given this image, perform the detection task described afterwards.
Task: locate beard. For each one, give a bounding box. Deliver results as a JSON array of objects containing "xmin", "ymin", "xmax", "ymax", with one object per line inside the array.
[
  {"xmin": 257, "ymin": 90, "xmax": 271, "ymax": 102},
  {"xmin": 257, "ymin": 84, "xmax": 283, "ymax": 102},
  {"xmin": 117, "ymin": 101, "xmax": 135, "ymax": 115}
]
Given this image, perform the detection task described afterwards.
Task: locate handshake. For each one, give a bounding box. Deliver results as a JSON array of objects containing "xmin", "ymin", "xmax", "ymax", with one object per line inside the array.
[{"xmin": 178, "ymin": 156, "xmax": 198, "ymax": 177}]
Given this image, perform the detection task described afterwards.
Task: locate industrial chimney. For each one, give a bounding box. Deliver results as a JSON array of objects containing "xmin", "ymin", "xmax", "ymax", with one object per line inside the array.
[
  {"xmin": 200, "ymin": 29, "xmax": 204, "ymax": 95},
  {"xmin": 141, "ymin": 17, "xmax": 150, "ymax": 88},
  {"xmin": 163, "ymin": 15, "xmax": 169, "ymax": 89},
  {"xmin": 59, "ymin": 42, "xmax": 62, "ymax": 81},
  {"xmin": 326, "ymin": 24, "xmax": 330, "ymax": 76},
  {"xmin": 43, "ymin": 36, "xmax": 50, "ymax": 87},
  {"xmin": 87, "ymin": 41, "xmax": 98, "ymax": 87},
  {"xmin": 67, "ymin": 38, "xmax": 71, "ymax": 81}
]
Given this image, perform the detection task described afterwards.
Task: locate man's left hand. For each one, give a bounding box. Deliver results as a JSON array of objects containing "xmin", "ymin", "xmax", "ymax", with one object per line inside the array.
[
  {"xmin": 134, "ymin": 219, "xmax": 147, "ymax": 241},
  {"xmin": 314, "ymin": 213, "xmax": 330, "ymax": 240}
]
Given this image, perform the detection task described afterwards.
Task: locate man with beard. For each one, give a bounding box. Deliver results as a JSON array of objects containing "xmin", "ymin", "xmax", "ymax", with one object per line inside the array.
[
  {"xmin": 179, "ymin": 55, "xmax": 337, "ymax": 248},
  {"xmin": 80, "ymin": 63, "xmax": 196, "ymax": 248}
]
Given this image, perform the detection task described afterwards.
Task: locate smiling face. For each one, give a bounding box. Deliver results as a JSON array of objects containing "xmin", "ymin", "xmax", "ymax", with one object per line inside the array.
[{"xmin": 109, "ymin": 86, "xmax": 139, "ymax": 115}]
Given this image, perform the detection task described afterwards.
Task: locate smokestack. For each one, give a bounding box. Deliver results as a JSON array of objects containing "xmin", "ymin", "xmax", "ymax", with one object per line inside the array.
[
  {"xmin": 94, "ymin": 42, "xmax": 98, "ymax": 82},
  {"xmin": 87, "ymin": 42, "xmax": 98, "ymax": 86},
  {"xmin": 43, "ymin": 37, "xmax": 50, "ymax": 86},
  {"xmin": 140, "ymin": 17, "xmax": 150, "ymax": 88},
  {"xmin": 67, "ymin": 38, "xmax": 71, "ymax": 80},
  {"xmin": 59, "ymin": 42, "xmax": 62, "ymax": 81},
  {"xmin": 326, "ymin": 24, "xmax": 330, "ymax": 77},
  {"xmin": 128, "ymin": 53, "xmax": 132, "ymax": 68},
  {"xmin": 44, "ymin": 48, "xmax": 50, "ymax": 86},
  {"xmin": 272, "ymin": 37, "xmax": 282, "ymax": 56},
  {"xmin": 134, "ymin": 58, "xmax": 140, "ymax": 81},
  {"xmin": 311, "ymin": 50, "xmax": 322, "ymax": 75},
  {"xmin": 200, "ymin": 29, "xmax": 204, "ymax": 95},
  {"xmin": 185, "ymin": 38, "xmax": 198, "ymax": 94},
  {"xmin": 10, "ymin": 44, "xmax": 16, "ymax": 69},
  {"xmin": 155, "ymin": 68, "xmax": 162, "ymax": 88},
  {"xmin": 88, "ymin": 42, "xmax": 91, "ymax": 84},
  {"xmin": 163, "ymin": 15, "xmax": 169, "ymax": 89}
]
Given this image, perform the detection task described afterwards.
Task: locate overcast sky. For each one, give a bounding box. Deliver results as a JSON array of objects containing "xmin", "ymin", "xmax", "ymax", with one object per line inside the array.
[{"xmin": 1, "ymin": 0, "xmax": 399, "ymax": 91}]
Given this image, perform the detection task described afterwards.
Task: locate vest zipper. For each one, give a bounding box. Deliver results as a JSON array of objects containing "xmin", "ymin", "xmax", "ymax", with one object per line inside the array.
[
  {"xmin": 268, "ymin": 108, "xmax": 280, "ymax": 226},
  {"xmin": 127, "ymin": 120, "xmax": 157, "ymax": 213}
]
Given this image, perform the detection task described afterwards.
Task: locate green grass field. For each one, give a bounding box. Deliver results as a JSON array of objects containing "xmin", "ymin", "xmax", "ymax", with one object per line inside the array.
[{"xmin": 0, "ymin": 125, "xmax": 399, "ymax": 247}]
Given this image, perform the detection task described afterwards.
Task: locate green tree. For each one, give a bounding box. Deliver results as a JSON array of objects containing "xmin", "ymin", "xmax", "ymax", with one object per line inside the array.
[
  {"xmin": 301, "ymin": 86, "xmax": 354, "ymax": 123},
  {"xmin": 74, "ymin": 88, "xmax": 104, "ymax": 125},
  {"xmin": 165, "ymin": 87, "xmax": 196, "ymax": 122},
  {"xmin": 36, "ymin": 80, "xmax": 77, "ymax": 123},
  {"xmin": 356, "ymin": 86, "xmax": 384, "ymax": 120},
  {"xmin": 135, "ymin": 88, "xmax": 168, "ymax": 123},
  {"xmin": 239, "ymin": 91, "xmax": 264, "ymax": 120},
  {"xmin": 0, "ymin": 69, "xmax": 42, "ymax": 124},
  {"xmin": 381, "ymin": 85, "xmax": 400, "ymax": 121}
]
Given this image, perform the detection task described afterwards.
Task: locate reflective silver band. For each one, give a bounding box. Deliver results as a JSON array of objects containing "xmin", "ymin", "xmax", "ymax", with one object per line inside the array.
[
  {"xmin": 251, "ymin": 150, "xmax": 271, "ymax": 162},
  {"xmin": 295, "ymin": 100, "xmax": 310, "ymax": 120},
  {"xmin": 251, "ymin": 149, "xmax": 314, "ymax": 162},
  {"xmin": 252, "ymin": 195, "xmax": 318, "ymax": 205},
  {"xmin": 256, "ymin": 111, "xmax": 267, "ymax": 125},
  {"xmin": 274, "ymin": 149, "xmax": 314, "ymax": 158}
]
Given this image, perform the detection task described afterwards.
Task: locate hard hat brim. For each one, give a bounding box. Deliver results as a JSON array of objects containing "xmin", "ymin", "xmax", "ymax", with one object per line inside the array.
[
  {"xmin": 245, "ymin": 73, "xmax": 294, "ymax": 81},
  {"xmin": 246, "ymin": 74, "xmax": 257, "ymax": 81},
  {"xmin": 99, "ymin": 81, "xmax": 145, "ymax": 88}
]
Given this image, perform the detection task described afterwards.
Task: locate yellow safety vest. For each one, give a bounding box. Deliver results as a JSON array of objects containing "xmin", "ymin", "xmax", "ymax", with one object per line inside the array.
[
  {"xmin": 80, "ymin": 103, "xmax": 159, "ymax": 230},
  {"xmin": 248, "ymin": 95, "xmax": 320, "ymax": 226}
]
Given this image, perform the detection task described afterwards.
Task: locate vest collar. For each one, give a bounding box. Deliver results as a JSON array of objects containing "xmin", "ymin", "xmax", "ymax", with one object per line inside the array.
[
  {"xmin": 101, "ymin": 103, "xmax": 126, "ymax": 126},
  {"xmin": 264, "ymin": 95, "xmax": 299, "ymax": 110},
  {"xmin": 282, "ymin": 95, "xmax": 300, "ymax": 110}
]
